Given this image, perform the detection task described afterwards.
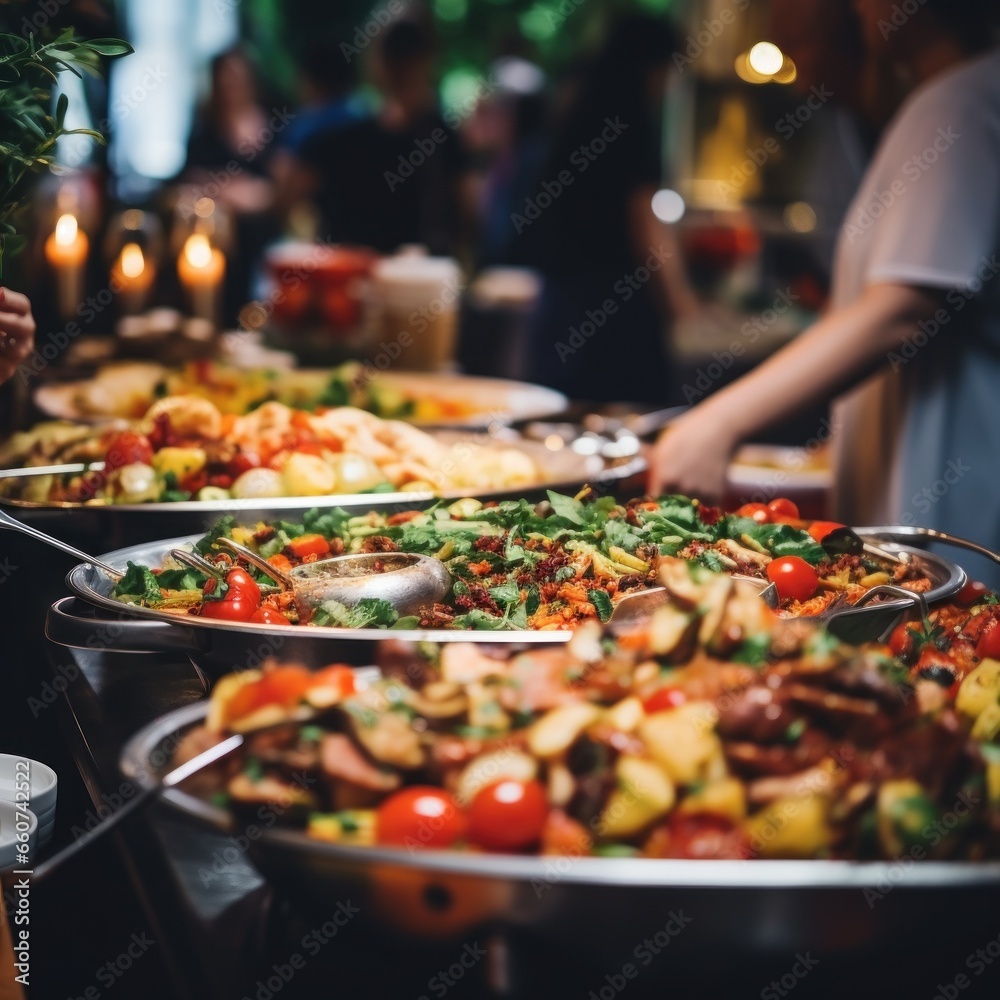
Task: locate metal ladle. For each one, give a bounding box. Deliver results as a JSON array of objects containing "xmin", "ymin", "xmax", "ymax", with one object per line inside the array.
[
  {"xmin": 200, "ymin": 537, "xmax": 453, "ymax": 616},
  {"xmin": 0, "ymin": 505, "xmax": 122, "ymax": 577}
]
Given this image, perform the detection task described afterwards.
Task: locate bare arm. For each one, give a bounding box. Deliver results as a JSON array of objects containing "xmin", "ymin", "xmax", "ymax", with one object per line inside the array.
[{"xmin": 649, "ymin": 282, "xmax": 945, "ymax": 496}]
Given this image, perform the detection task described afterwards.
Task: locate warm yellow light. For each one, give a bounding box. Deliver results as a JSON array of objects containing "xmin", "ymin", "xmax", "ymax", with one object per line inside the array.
[
  {"xmin": 748, "ymin": 41, "xmax": 784, "ymax": 77},
  {"xmin": 735, "ymin": 53, "xmax": 770, "ymax": 84},
  {"xmin": 184, "ymin": 233, "xmax": 213, "ymax": 270},
  {"xmin": 120, "ymin": 242, "xmax": 146, "ymax": 279},
  {"xmin": 773, "ymin": 56, "xmax": 798, "ymax": 85},
  {"xmin": 784, "ymin": 202, "xmax": 817, "ymax": 233},
  {"xmin": 54, "ymin": 213, "xmax": 79, "ymax": 247},
  {"xmin": 194, "ymin": 197, "xmax": 216, "ymax": 219}
]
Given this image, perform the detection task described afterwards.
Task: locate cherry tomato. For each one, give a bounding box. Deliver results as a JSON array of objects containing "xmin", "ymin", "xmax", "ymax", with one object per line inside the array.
[
  {"xmin": 642, "ymin": 687, "xmax": 687, "ymax": 714},
  {"xmin": 540, "ymin": 810, "xmax": 591, "ymax": 856},
  {"xmin": 467, "ymin": 780, "xmax": 548, "ymax": 851},
  {"xmin": 914, "ymin": 650, "xmax": 960, "ymax": 697},
  {"xmin": 310, "ymin": 665, "xmax": 356, "ymax": 700},
  {"xmin": 766, "ymin": 498, "xmax": 800, "ymax": 520},
  {"xmin": 377, "ymin": 788, "xmax": 467, "ymax": 849},
  {"xmin": 645, "ymin": 814, "xmax": 751, "ymax": 860},
  {"xmin": 249, "ymin": 607, "xmax": 292, "ymax": 626},
  {"xmin": 807, "ymin": 520, "xmax": 846, "ymax": 543},
  {"xmin": 735, "ymin": 503, "xmax": 769, "ymax": 523},
  {"xmin": 208, "ymin": 473, "xmax": 234, "ymax": 490},
  {"xmin": 229, "ymin": 450, "xmax": 261, "ymax": 477},
  {"xmin": 104, "ymin": 431, "xmax": 153, "ymax": 471},
  {"xmin": 888, "ymin": 622, "xmax": 917, "ymax": 659},
  {"xmin": 956, "ymin": 580, "xmax": 991, "ymax": 607},
  {"xmin": 976, "ymin": 617, "xmax": 1000, "ymax": 660},
  {"xmin": 766, "ymin": 556, "xmax": 819, "ymax": 603},
  {"xmin": 179, "ymin": 470, "xmax": 208, "ymax": 495}
]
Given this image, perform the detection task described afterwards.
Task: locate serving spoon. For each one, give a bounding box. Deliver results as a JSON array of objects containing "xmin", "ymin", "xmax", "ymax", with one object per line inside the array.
[{"xmin": 0, "ymin": 505, "xmax": 122, "ymax": 577}]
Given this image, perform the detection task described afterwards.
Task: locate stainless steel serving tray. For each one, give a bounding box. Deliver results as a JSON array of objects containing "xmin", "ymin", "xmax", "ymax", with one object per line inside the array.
[
  {"xmin": 120, "ymin": 700, "xmax": 1000, "ymax": 967},
  {"xmin": 49, "ymin": 530, "xmax": 965, "ymax": 672}
]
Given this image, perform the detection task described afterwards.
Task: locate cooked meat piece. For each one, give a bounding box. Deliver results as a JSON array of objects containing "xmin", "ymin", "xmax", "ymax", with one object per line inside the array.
[{"xmin": 320, "ymin": 734, "xmax": 400, "ymax": 791}]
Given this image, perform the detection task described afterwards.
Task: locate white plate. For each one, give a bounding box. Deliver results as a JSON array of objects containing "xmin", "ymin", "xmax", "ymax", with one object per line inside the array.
[
  {"xmin": 32, "ymin": 368, "xmax": 568, "ymax": 429},
  {"xmin": 0, "ymin": 755, "xmax": 57, "ymax": 819}
]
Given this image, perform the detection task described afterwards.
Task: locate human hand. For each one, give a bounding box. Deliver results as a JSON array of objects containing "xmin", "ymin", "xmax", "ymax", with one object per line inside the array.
[
  {"xmin": 648, "ymin": 406, "xmax": 738, "ymax": 500},
  {"xmin": 0, "ymin": 288, "xmax": 35, "ymax": 386}
]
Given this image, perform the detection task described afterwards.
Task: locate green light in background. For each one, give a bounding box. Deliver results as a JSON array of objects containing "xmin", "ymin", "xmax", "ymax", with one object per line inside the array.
[
  {"xmin": 434, "ymin": 0, "xmax": 468, "ymax": 21},
  {"xmin": 519, "ymin": 4, "xmax": 558, "ymax": 42},
  {"xmin": 440, "ymin": 66, "xmax": 486, "ymax": 120},
  {"xmin": 636, "ymin": 0, "xmax": 674, "ymax": 11}
]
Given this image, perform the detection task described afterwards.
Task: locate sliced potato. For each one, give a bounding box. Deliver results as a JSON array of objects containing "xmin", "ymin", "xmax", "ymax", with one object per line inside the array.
[
  {"xmin": 744, "ymin": 793, "xmax": 833, "ymax": 859},
  {"xmin": 151, "ymin": 447, "xmax": 206, "ymax": 480},
  {"xmin": 640, "ymin": 701, "xmax": 721, "ymax": 785},
  {"xmin": 455, "ymin": 750, "xmax": 538, "ymax": 806},
  {"xmin": 528, "ymin": 703, "xmax": 601, "ymax": 758},
  {"xmin": 956, "ymin": 659, "xmax": 1000, "ymax": 719},
  {"xmin": 597, "ymin": 755, "xmax": 675, "ymax": 839},
  {"xmin": 677, "ymin": 777, "xmax": 747, "ymax": 822},
  {"xmin": 308, "ymin": 811, "xmax": 377, "ymax": 845}
]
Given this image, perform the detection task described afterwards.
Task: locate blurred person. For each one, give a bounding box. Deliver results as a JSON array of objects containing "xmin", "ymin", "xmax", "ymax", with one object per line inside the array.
[
  {"xmin": 271, "ymin": 41, "xmax": 369, "ymax": 222},
  {"xmin": 296, "ymin": 18, "xmax": 466, "ymax": 255},
  {"xmin": 769, "ymin": 0, "xmax": 881, "ymax": 282},
  {"xmin": 652, "ymin": 0, "xmax": 1000, "ymax": 583},
  {"xmin": 0, "ymin": 288, "xmax": 35, "ymax": 385},
  {"xmin": 517, "ymin": 15, "xmax": 701, "ymax": 403},
  {"xmin": 181, "ymin": 47, "xmax": 283, "ymax": 319}
]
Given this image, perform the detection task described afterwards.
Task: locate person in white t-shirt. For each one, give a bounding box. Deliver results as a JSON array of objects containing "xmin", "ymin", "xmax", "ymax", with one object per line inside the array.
[{"xmin": 651, "ymin": 0, "xmax": 1000, "ymax": 583}]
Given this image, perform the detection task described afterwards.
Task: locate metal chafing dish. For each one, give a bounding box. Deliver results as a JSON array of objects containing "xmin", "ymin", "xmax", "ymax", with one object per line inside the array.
[
  {"xmin": 119, "ymin": 700, "xmax": 1000, "ymax": 971},
  {"xmin": 44, "ymin": 530, "xmax": 965, "ymax": 674}
]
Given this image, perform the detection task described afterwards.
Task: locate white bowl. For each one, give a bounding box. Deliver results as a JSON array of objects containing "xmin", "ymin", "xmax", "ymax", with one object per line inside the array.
[
  {"xmin": 0, "ymin": 754, "xmax": 57, "ymax": 821},
  {"xmin": 0, "ymin": 801, "xmax": 38, "ymax": 869}
]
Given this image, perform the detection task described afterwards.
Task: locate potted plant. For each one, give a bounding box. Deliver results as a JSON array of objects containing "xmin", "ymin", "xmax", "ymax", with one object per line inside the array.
[{"xmin": 0, "ymin": 28, "xmax": 132, "ymax": 273}]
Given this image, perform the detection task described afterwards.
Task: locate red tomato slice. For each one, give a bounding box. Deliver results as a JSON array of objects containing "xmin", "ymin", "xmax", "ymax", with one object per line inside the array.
[
  {"xmin": 310, "ymin": 665, "xmax": 356, "ymax": 700},
  {"xmin": 976, "ymin": 618, "xmax": 1000, "ymax": 660},
  {"xmin": 735, "ymin": 503, "xmax": 769, "ymax": 523},
  {"xmin": 766, "ymin": 497, "xmax": 799, "ymax": 520},
  {"xmin": 249, "ymin": 607, "xmax": 292, "ymax": 626},
  {"xmin": 956, "ymin": 580, "xmax": 991, "ymax": 607},
  {"xmin": 104, "ymin": 431, "xmax": 153, "ymax": 471},
  {"xmin": 642, "ymin": 687, "xmax": 687, "ymax": 714},
  {"xmin": 807, "ymin": 521, "xmax": 845, "ymax": 542},
  {"xmin": 467, "ymin": 780, "xmax": 548, "ymax": 851},
  {"xmin": 766, "ymin": 556, "xmax": 819, "ymax": 603},
  {"xmin": 377, "ymin": 788, "xmax": 467, "ymax": 849}
]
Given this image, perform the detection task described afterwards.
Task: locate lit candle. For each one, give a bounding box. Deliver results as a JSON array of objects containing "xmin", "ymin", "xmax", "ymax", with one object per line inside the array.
[
  {"xmin": 44, "ymin": 214, "xmax": 89, "ymax": 318},
  {"xmin": 177, "ymin": 233, "xmax": 225, "ymax": 324},
  {"xmin": 111, "ymin": 242, "xmax": 156, "ymax": 314}
]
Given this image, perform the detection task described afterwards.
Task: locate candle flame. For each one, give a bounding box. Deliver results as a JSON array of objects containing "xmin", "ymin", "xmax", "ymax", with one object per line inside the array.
[
  {"xmin": 54, "ymin": 214, "xmax": 79, "ymax": 247},
  {"xmin": 183, "ymin": 233, "xmax": 213, "ymax": 270},
  {"xmin": 120, "ymin": 242, "xmax": 145, "ymax": 279}
]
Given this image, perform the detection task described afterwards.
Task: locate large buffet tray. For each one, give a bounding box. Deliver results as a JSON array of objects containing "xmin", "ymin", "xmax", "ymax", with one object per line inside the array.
[
  {"xmin": 3, "ymin": 432, "xmax": 645, "ymax": 545},
  {"xmin": 119, "ymin": 699, "xmax": 1000, "ymax": 967},
  {"xmin": 47, "ymin": 529, "xmax": 965, "ymax": 673}
]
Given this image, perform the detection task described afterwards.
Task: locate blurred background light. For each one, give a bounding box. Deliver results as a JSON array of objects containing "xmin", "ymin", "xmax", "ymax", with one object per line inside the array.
[{"xmin": 651, "ymin": 188, "xmax": 686, "ymax": 224}]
